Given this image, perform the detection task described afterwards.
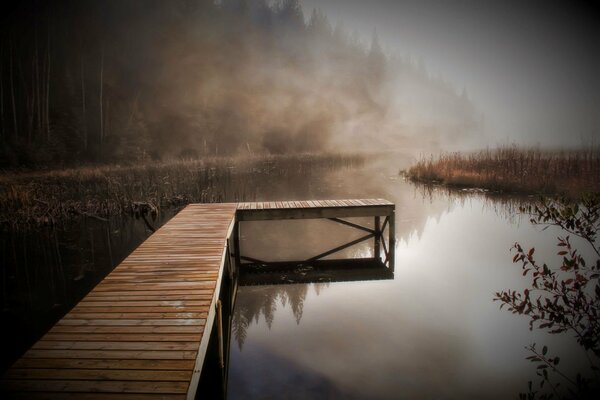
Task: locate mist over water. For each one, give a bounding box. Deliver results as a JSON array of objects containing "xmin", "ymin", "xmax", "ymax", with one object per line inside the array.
[{"xmin": 302, "ymin": 0, "xmax": 600, "ymax": 148}]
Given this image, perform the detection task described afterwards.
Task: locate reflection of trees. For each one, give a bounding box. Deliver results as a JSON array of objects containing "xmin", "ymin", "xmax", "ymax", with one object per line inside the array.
[
  {"xmin": 232, "ymin": 282, "xmax": 329, "ymax": 350},
  {"xmin": 0, "ymin": 214, "xmax": 161, "ymax": 371}
]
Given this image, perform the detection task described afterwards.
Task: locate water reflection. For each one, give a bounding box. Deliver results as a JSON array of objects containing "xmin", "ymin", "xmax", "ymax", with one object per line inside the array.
[
  {"xmin": 0, "ymin": 211, "xmax": 177, "ymax": 371},
  {"xmin": 232, "ymin": 284, "xmax": 319, "ymax": 349},
  {"xmin": 1, "ymin": 153, "xmax": 586, "ymax": 398},
  {"xmin": 228, "ymin": 164, "xmax": 592, "ymax": 399},
  {"xmin": 239, "ymin": 259, "xmax": 394, "ymax": 286}
]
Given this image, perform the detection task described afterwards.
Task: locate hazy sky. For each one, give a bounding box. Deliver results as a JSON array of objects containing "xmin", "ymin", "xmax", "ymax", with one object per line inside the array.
[{"xmin": 301, "ymin": 0, "xmax": 599, "ymax": 147}]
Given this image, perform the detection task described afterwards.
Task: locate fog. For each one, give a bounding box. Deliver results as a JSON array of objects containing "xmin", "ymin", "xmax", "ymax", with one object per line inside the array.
[
  {"xmin": 2, "ymin": 0, "xmax": 595, "ymax": 167},
  {"xmin": 302, "ymin": 0, "xmax": 600, "ymax": 147},
  {"xmin": 0, "ymin": 0, "xmax": 485, "ymax": 166}
]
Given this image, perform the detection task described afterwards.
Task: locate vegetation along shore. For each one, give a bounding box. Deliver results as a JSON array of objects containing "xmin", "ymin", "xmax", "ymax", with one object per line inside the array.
[
  {"xmin": 403, "ymin": 146, "xmax": 600, "ymax": 197},
  {"xmin": 0, "ymin": 152, "xmax": 365, "ymax": 229}
]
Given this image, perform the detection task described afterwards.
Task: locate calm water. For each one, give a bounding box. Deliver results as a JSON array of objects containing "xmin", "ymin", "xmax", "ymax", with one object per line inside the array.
[{"xmin": 228, "ymin": 164, "xmax": 594, "ymax": 399}]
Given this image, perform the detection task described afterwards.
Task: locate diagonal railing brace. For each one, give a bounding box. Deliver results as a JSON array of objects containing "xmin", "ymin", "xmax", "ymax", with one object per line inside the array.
[
  {"xmin": 307, "ymin": 233, "xmax": 374, "ymax": 262},
  {"xmin": 328, "ymin": 218, "xmax": 375, "ymax": 234}
]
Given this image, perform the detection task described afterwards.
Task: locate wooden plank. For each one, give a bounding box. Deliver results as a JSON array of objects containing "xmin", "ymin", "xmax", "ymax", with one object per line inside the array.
[
  {"xmin": 106, "ymin": 270, "xmax": 219, "ymax": 275},
  {"xmin": 48, "ymin": 326, "xmax": 203, "ymax": 335},
  {"xmin": 33, "ymin": 341, "xmax": 198, "ymax": 351},
  {"xmin": 85, "ymin": 290, "xmax": 213, "ymax": 298},
  {"xmin": 72, "ymin": 307, "xmax": 207, "ymax": 314},
  {"xmin": 56, "ymin": 319, "xmax": 205, "ymax": 326},
  {"xmin": 42, "ymin": 334, "xmax": 202, "ymax": 343},
  {"xmin": 75, "ymin": 301, "xmax": 211, "ymax": 308},
  {"xmin": 4, "ymin": 368, "xmax": 191, "ymax": 382},
  {"xmin": 101, "ymin": 277, "xmax": 219, "ymax": 284},
  {"xmin": 237, "ymin": 204, "xmax": 394, "ymax": 221},
  {"xmin": 12, "ymin": 359, "xmax": 195, "ymax": 371},
  {"xmin": 8, "ymin": 393, "xmax": 185, "ymax": 400},
  {"xmin": 0, "ymin": 380, "xmax": 189, "ymax": 394},
  {"xmin": 92, "ymin": 282, "xmax": 216, "ymax": 291},
  {"xmin": 23, "ymin": 349, "xmax": 198, "ymax": 360},
  {"xmin": 103, "ymin": 272, "xmax": 220, "ymax": 278}
]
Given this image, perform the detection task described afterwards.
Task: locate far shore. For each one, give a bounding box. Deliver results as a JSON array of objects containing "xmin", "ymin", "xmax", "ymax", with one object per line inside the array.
[{"xmin": 402, "ymin": 146, "xmax": 600, "ymax": 197}]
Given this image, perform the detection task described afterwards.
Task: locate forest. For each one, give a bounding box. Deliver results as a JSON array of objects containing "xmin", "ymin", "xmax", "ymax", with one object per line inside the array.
[{"xmin": 0, "ymin": 0, "xmax": 482, "ymax": 167}]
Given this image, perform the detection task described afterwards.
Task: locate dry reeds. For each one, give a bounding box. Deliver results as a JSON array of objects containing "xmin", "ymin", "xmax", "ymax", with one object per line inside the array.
[
  {"xmin": 0, "ymin": 153, "xmax": 365, "ymax": 228},
  {"xmin": 404, "ymin": 146, "xmax": 600, "ymax": 197}
]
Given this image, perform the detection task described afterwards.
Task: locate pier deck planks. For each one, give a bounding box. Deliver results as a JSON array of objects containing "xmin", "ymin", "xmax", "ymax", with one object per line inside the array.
[
  {"xmin": 1, "ymin": 199, "xmax": 393, "ymax": 399},
  {"xmin": 236, "ymin": 198, "xmax": 394, "ymax": 221},
  {"xmin": 1, "ymin": 203, "xmax": 238, "ymax": 400}
]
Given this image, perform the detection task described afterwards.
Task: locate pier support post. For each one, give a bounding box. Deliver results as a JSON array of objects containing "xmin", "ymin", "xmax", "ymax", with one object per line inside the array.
[
  {"xmin": 388, "ymin": 209, "xmax": 395, "ymax": 272},
  {"xmin": 233, "ymin": 221, "xmax": 241, "ymax": 271},
  {"xmin": 374, "ymin": 216, "xmax": 381, "ymax": 262}
]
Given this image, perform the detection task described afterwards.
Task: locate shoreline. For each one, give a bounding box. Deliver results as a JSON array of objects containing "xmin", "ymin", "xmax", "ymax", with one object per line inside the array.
[
  {"xmin": 402, "ymin": 147, "xmax": 600, "ymax": 198},
  {"xmin": 0, "ymin": 152, "xmax": 366, "ymax": 228}
]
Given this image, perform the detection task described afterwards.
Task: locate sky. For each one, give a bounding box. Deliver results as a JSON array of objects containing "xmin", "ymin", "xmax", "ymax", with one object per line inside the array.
[{"xmin": 301, "ymin": 0, "xmax": 600, "ymax": 147}]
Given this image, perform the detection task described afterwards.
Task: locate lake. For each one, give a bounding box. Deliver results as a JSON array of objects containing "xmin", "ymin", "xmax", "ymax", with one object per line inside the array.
[
  {"xmin": 228, "ymin": 158, "xmax": 592, "ymax": 399},
  {"xmin": 0, "ymin": 155, "xmax": 592, "ymax": 398}
]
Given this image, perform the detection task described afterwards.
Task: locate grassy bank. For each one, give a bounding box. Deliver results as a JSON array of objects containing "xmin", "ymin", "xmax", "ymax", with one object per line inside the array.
[
  {"xmin": 403, "ymin": 147, "xmax": 600, "ymax": 196},
  {"xmin": 0, "ymin": 153, "xmax": 365, "ymax": 228}
]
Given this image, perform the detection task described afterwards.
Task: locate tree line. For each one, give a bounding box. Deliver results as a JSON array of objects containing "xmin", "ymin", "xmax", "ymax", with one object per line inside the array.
[{"xmin": 0, "ymin": 0, "xmax": 481, "ymax": 167}]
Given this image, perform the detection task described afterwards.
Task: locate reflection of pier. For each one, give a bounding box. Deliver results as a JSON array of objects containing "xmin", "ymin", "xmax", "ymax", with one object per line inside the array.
[
  {"xmin": 1, "ymin": 199, "xmax": 395, "ymax": 400},
  {"xmin": 239, "ymin": 258, "xmax": 395, "ymax": 286}
]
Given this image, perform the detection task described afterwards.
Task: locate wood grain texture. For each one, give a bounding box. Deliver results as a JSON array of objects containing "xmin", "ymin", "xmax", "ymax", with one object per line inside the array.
[{"xmin": 1, "ymin": 203, "xmax": 237, "ymax": 399}]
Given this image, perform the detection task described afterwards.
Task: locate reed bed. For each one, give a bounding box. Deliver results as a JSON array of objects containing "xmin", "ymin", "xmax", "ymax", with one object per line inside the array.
[
  {"xmin": 0, "ymin": 153, "xmax": 365, "ymax": 228},
  {"xmin": 404, "ymin": 146, "xmax": 600, "ymax": 196}
]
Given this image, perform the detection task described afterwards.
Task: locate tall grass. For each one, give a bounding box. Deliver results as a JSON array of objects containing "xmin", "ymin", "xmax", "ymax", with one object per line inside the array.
[
  {"xmin": 404, "ymin": 146, "xmax": 600, "ymax": 196},
  {"xmin": 0, "ymin": 153, "xmax": 365, "ymax": 228}
]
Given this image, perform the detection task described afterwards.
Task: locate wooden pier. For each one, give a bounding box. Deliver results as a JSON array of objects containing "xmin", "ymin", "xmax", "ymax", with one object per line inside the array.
[{"xmin": 1, "ymin": 199, "xmax": 394, "ymax": 399}]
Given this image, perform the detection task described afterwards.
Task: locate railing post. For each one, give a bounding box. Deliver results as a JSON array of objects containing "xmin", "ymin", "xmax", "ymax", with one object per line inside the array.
[
  {"xmin": 374, "ymin": 216, "xmax": 381, "ymax": 262},
  {"xmin": 388, "ymin": 208, "xmax": 395, "ymax": 272},
  {"xmin": 233, "ymin": 221, "xmax": 241, "ymax": 271}
]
